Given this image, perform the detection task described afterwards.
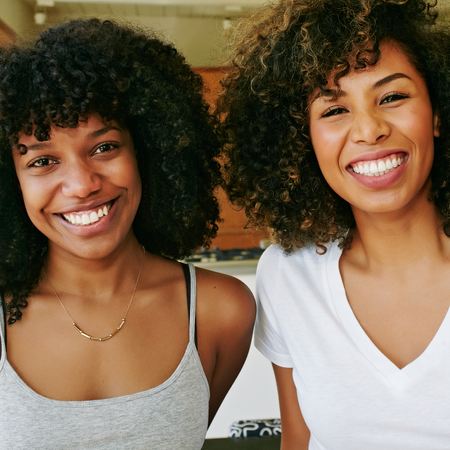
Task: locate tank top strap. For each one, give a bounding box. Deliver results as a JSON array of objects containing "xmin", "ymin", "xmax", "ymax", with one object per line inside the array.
[
  {"xmin": 0, "ymin": 298, "xmax": 6, "ymax": 369},
  {"xmin": 0, "ymin": 298, "xmax": 4, "ymax": 336},
  {"xmin": 181, "ymin": 263, "xmax": 198, "ymax": 348}
]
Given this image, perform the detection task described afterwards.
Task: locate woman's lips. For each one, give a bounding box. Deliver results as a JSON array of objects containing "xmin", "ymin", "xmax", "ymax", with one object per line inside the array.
[
  {"xmin": 60, "ymin": 200, "xmax": 114, "ymax": 226},
  {"xmin": 348, "ymin": 152, "xmax": 406, "ymax": 177},
  {"xmin": 347, "ymin": 153, "xmax": 409, "ymax": 189}
]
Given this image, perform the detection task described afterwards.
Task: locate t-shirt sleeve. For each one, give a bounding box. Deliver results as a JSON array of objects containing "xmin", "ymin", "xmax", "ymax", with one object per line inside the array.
[{"xmin": 254, "ymin": 246, "xmax": 294, "ymax": 368}]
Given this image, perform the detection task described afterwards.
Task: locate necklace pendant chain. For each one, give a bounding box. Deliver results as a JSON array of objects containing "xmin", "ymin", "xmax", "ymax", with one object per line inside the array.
[
  {"xmin": 43, "ymin": 246, "xmax": 145, "ymax": 342},
  {"xmin": 72, "ymin": 318, "xmax": 124, "ymax": 341}
]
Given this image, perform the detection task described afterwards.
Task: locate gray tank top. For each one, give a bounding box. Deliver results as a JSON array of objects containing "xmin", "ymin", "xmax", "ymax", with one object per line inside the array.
[{"xmin": 0, "ymin": 263, "xmax": 210, "ymax": 449}]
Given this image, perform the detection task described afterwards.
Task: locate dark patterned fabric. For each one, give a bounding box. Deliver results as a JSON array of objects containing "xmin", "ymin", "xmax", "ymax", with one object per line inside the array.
[{"xmin": 228, "ymin": 419, "xmax": 281, "ymax": 438}]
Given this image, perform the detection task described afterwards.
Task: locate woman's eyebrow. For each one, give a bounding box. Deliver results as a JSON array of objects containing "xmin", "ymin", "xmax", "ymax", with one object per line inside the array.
[
  {"xmin": 17, "ymin": 142, "xmax": 49, "ymax": 152},
  {"xmin": 90, "ymin": 126, "xmax": 121, "ymax": 138},
  {"xmin": 372, "ymin": 72, "xmax": 412, "ymax": 89},
  {"xmin": 17, "ymin": 125, "xmax": 121, "ymax": 153},
  {"xmin": 311, "ymin": 72, "xmax": 412, "ymax": 105},
  {"xmin": 311, "ymin": 88, "xmax": 346, "ymax": 104}
]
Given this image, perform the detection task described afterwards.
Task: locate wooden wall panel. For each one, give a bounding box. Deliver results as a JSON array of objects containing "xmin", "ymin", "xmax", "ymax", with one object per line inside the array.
[
  {"xmin": 195, "ymin": 67, "xmax": 267, "ymax": 249},
  {"xmin": 0, "ymin": 19, "xmax": 16, "ymax": 46}
]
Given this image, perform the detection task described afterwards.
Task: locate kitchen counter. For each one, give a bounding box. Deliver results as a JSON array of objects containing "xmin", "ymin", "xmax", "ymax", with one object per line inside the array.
[
  {"xmin": 191, "ymin": 259, "xmax": 258, "ymax": 275},
  {"xmin": 185, "ymin": 247, "xmax": 262, "ymax": 275}
]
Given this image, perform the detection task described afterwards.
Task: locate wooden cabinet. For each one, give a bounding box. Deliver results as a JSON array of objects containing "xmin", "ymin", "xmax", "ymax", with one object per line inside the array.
[
  {"xmin": 195, "ymin": 67, "xmax": 267, "ymax": 250},
  {"xmin": 0, "ymin": 20, "xmax": 15, "ymax": 46}
]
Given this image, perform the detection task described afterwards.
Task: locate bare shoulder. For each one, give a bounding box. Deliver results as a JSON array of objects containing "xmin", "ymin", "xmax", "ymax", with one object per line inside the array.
[
  {"xmin": 194, "ymin": 267, "xmax": 256, "ymax": 421},
  {"xmin": 195, "ymin": 267, "xmax": 256, "ymax": 330}
]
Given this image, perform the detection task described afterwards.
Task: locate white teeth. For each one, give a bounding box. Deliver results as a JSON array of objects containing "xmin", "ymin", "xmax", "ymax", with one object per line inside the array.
[
  {"xmin": 351, "ymin": 155, "xmax": 405, "ymax": 177},
  {"xmin": 369, "ymin": 162, "xmax": 378, "ymax": 174},
  {"xmin": 62, "ymin": 202, "xmax": 113, "ymax": 225}
]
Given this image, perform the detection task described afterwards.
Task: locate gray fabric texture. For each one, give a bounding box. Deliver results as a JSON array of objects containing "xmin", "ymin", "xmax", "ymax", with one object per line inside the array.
[{"xmin": 0, "ymin": 263, "xmax": 210, "ymax": 449}]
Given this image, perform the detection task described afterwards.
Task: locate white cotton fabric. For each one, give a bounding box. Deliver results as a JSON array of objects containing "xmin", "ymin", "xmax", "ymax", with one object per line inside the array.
[
  {"xmin": 0, "ymin": 264, "xmax": 209, "ymax": 450},
  {"xmin": 255, "ymin": 243, "xmax": 450, "ymax": 450}
]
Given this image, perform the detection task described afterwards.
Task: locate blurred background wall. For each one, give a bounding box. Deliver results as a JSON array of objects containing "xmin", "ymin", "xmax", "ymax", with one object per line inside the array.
[{"xmin": 0, "ymin": 0, "xmax": 261, "ymax": 65}]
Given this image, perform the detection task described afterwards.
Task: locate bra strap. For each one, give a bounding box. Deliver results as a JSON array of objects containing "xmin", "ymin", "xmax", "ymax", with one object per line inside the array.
[{"xmin": 181, "ymin": 263, "xmax": 198, "ymax": 349}]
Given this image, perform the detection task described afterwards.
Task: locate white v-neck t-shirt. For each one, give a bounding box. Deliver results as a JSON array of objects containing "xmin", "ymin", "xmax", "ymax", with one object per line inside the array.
[{"xmin": 255, "ymin": 242, "xmax": 450, "ymax": 450}]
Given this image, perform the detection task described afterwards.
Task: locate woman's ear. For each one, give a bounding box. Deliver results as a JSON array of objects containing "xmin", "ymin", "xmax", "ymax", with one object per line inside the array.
[{"xmin": 434, "ymin": 113, "xmax": 440, "ymax": 138}]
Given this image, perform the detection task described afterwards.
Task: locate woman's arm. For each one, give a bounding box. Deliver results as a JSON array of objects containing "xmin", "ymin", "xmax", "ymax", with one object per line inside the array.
[
  {"xmin": 196, "ymin": 268, "xmax": 256, "ymax": 423},
  {"xmin": 273, "ymin": 364, "xmax": 310, "ymax": 450}
]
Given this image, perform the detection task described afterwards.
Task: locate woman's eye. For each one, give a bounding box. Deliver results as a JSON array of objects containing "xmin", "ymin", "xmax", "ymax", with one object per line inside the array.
[
  {"xmin": 29, "ymin": 157, "xmax": 57, "ymax": 168},
  {"xmin": 93, "ymin": 143, "xmax": 117, "ymax": 154},
  {"xmin": 322, "ymin": 107, "xmax": 347, "ymax": 118},
  {"xmin": 381, "ymin": 93, "xmax": 409, "ymax": 104}
]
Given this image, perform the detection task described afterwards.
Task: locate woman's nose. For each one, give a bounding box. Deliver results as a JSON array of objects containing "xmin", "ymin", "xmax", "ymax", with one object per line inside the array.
[
  {"xmin": 61, "ymin": 162, "xmax": 101, "ymax": 198},
  {"xmin": 350, "ymin": 109, "xmax": 391, "ymax": 145}
]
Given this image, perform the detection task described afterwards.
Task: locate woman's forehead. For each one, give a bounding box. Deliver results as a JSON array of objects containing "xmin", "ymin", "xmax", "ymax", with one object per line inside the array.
[{"xmin": 310, "ymin": 40, "xmax": 422, "ymax": 102}]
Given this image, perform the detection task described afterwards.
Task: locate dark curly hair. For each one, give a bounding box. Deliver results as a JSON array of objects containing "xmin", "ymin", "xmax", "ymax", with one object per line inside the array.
[
  {"xmin": 0, "ymin": 18, "xmax": 221, "ymax": 324},
  {"xmin": 218, "ymin": 0, "xmax": 450, "ymax": 252}
]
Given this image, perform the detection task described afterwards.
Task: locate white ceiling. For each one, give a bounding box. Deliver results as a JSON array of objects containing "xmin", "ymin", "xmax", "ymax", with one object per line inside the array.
[{"xmin": 27, "ymin": 0, "xmax": 262, "ymax": 18}]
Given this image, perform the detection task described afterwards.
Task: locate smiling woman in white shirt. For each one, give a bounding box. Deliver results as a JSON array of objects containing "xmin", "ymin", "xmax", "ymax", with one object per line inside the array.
[
  {"xmin": 0, "ymin": 18, "xmax": 255, "ymax": 449},
  {"xmin": 218, "ymin": 0, "xmax": 450, "ymax": 448}
]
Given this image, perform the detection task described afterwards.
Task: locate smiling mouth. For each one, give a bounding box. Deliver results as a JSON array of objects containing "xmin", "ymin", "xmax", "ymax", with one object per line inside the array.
[
  {"xmin": 349, "ymin": 153, "xmax": 406, "ymax": 177},
  {"xmin": 60, "ymin": 201, "xmax": 114, "ymax": 226}
]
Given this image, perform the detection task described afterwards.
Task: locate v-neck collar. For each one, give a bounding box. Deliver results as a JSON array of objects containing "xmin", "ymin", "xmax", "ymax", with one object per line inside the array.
[{"xmin": 327, "ymin": 242, "xmax": 450, "ymax": 388}]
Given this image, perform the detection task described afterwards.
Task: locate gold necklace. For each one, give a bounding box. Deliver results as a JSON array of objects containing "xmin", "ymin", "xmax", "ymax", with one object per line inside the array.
[{"xmin": 43, "ymin": 246, "xmax": 145, "ymax": 341}]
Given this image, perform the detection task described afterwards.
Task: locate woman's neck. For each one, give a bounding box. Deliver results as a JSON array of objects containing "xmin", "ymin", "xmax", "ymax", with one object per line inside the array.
[
  {"xmin": 43, "ymin": 233, "xmax": 146, "ymax": 302},
  {"xmin": 348, "ymin": 195, "xmax": 450, "ymax": 271}
]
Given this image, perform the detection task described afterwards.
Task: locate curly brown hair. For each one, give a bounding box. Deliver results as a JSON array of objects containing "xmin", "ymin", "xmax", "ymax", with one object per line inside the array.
[
  {"xmin": 0, "ymin": 18, "xmax": 221, "ymax": 324},
  {"xmin": 218, "ymin": 0, "xmax": 450, "ymax": 251}
]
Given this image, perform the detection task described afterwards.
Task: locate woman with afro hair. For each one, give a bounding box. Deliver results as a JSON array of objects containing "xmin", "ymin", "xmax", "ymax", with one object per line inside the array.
[
  {"xmin": 219, "ymin": 0, "xmax": 450, "ymax": 448},
  {"xmin": 0, "ymin": 18, "xmax": 255, "ymax": 448}
]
